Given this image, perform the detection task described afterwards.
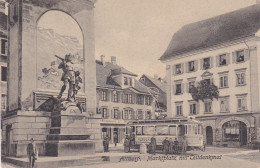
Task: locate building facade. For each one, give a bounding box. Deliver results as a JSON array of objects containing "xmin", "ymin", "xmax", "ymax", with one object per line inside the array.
[
  {"xmin": 139, "ymin": 74, "xmax": 167, "ymax": 114},
  {"xmin": 160, "ymin": 4, "xmax": 260, "ymax": 147},
  {"xmin": 96, "ymin": 56, "xmax": 156, "ymax": 144},
  {"xmin": 0, "ymin": 0, "xmax": 7, "ymax": 117}
]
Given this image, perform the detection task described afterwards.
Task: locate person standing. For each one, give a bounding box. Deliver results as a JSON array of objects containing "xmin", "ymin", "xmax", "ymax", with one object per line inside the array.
[
  {"xmin": 169, "ymin": 138, "xmax": 174, "ymax": 154},
  {"xmin": 124, "ymin": 135, "xmax": 130, "ymax": 153},
  {"xmin": 27, "ymin": 138, "xmax": 37, "ymax": 168},
  {"xmin": 182, "ymin": 136, "xmax": 187, "ymax": 155},
  {"xmin": 162, "ymin": 137, "xmax": 169, "ymax": 155},
  {"xmin": 103, "ymin": 135, "xmax": 109, "ymax": 152},
  {"xmin": 174, "ymin": 138, "xmax": 179, "ymax": 154},
  {"xmin": 150, "ymin": 136, "xmax": 156, "ymax": 155}
]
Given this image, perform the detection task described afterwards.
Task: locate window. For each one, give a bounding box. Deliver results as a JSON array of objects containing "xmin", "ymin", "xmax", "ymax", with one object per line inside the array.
[
  {"xmin": 128, "ymin": 110, "xmax": 135, "ymax": 119},
  {"xmin": 188, "ymin": 61, "xmax": 195, "ymax": 72},
  {"xmin": 137, "ymin": 95, "xmax": 143, "ymax": 105},
  {"xmin": 1, "ymin": 94, "xmax": 6, "ymax": 111},
  {"xmin": 169, "ymin": 125, "xmax": 177, "ymax": 136},
  {"xmin": 156, "ymin": 126, "xmax": 168, "ymax": 135},
  {"xmin": 220, "ymin": 97, "xmax": 229, "ymax": 113},
  {"xmin": 113, "ymin": 92, "xmax": 118, "ymax": 102},
  {"xmin": 175, "ymin": 102, "xmax": 183, "ymax": 116},
  {"xmin": 102, "ymin": 91, "xmax": 107, "ymax": 101},
  {"xmin": 189, "ymin": 102, "xmax": 198, "ymax": 115},
  {"xmin": 188, "ymin": 80, "xmax": 195, "ymax": 93},
  {"xmin": 137, "ymin": 111, "xmax": 143, "ymax": 120},
  {"xmin": 146, "ymin": 111, "xmax": 151, "ymax": 119},
  {"xmin": 1, "ymin": 39, "xmax": 7, "ymax": 55},
  {"xmin": 128, "ymin": 94, "xmax": 132, "ymax": 103},
  {"xmin": 204, "ymin": 100, "xmax": 212, "ymax": 113},
  {"xmin": 124, "ymin": 77, "xmax": 128, "ymax": 85},
  {"xmin": 123, "ymin": 110, "xmax": 129, "ymax": 119},
  {"xmin": 136, "ymin": 126, "xmax": 142, "ymax": 135},
  {"xmin": 219, "ymin": 54, "xmax": 227, "ymax": 66},
  {"xmin": 1, "ymin": 66, "xmax": 7, "ymax": 82},
  {"xmin": 219, "ymin": 75, "xmax": 228, "ymax": 88},
  {"xmin": 174, "ymin": 81, "xmax": 183, "ymax": 95},
  {"xmin": 175, "ymin": 64, "xmax": 182, "ymax": 74},
  {"xmin": 236, "ymin": 71, "xmax": 246, "ymax": 86},
  {"xmin": 204, "ymin": 79, "xmax": 211, "ymax": 85},
  {"xmin": 236, "ymin": 50, "xmax": 244, "ymax": 62},
  {"xmin": 129, "ymin": 78, "xmax": 132, "ymax": 86},
  {"xmin": 237, "ymin": 95, "xmax": 247, "ymax": 111},
  {"xmin": 142, "ymin": 126, "xmax": 154, "ymax": 135},
  {"xmin": 146, "ymin": 96, "xmax": 151, "ymax": 105},
  {"xmin": 203, "ymin": 57, "xmax": 210, "ymax": 70},
  {"xmin": 113, "ymin": 109, "xmax": 119, "ymax": 119},
  {"xmin": 102, "ymin": 108, "xmax": 108, "ymax": 118}
]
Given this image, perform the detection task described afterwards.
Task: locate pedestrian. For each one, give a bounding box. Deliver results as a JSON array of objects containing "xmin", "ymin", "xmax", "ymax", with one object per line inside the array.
[
  {"xmin": 174, "ymin": 138, "xmax": 179, "ymax": 154},
  {"xmin": 114, "ymin": 138, "xmax": 118, "ymax": 147},
  {"xmin": 162, "ymin": 137, "xmax": 169, "ymax": 155},
  {"xmin": 124, "ymin": 135, "xmax": 130, "ymax": 153},
  {"xmin": 182, "ymin": 136, "xmax": 187, "ymax": 155},
  {"xmin": 169, "ymin": 138, "xmax": 174, "ymax": 154},
  {"xmin": 103, "ymin": 135, "xmax": 109, "ymax": 152},
  {"xmin": 27, "ymin": 138, "xmax": 37, "ymax": 168},
  {"xmin": 105, "ymin": 135, "xmax": 110, "ymax": 152},
  {"xmin": 129, "ymin": 132, "xmax": 135, "ymax": 147},
  {"xmin": 148, "ymin": 136, "xmax": 156, "ymax": 155}
]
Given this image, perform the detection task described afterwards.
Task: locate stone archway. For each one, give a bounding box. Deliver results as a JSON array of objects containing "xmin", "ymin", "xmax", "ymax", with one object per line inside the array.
[{"xmin": 217, "ymin": 117, "xmax": 251, "ymax": 145}]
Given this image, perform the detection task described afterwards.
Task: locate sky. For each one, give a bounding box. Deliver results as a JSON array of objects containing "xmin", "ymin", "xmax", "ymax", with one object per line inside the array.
[{"xmin": 94, "ymin": 0, "xmax": 256, "ymax": 78}]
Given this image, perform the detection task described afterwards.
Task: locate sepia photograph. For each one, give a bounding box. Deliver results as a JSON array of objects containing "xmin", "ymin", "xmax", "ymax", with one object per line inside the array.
[{"xmin": 1, "ymin": 0, "xmax": 260, "ymax": 167}]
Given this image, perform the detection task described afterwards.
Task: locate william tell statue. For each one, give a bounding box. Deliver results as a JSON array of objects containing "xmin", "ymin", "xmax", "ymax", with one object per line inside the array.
[{"xmin": 55, "ymin": 54, "xmax": 82, "ymax": 102}]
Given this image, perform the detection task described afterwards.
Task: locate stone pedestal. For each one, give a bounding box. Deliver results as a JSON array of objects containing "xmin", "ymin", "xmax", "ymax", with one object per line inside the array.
[{"xmin": 46, "ymin": 100, "xmax": 95, "ymax": 156}]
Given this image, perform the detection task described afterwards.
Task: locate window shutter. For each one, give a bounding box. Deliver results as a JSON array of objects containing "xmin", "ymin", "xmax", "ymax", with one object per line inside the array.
[
  {"xmin": 211, "ymin": 78, "xmax": 214, "ymax": 85},
  {"xmin": 186, "ymin": 82, "xmax": 189, "ymax": 93},
  {"xmin": 226, "ymin": 53, "xmax": 230, "ymax": 64},
  {"xmin": 232, "ymin": 52, "xmax": 236, "ymax": 63},
  {"xmin": 195, "ymin": 60, "xmax": 198, "ymax": 71},
  {"xmin": 173, "ymin": 84, "xmax": 175, "ymax": 95},
  {"xmin": 244, "ymin": 49, "xmax": 249, "ymax": 61},
  {"xmin": 181, "ymin": 63, "xmax": 184, "ymax": 74},
  {"xmin": 111, "ymin": 91, "xmax": 114, "ymax": 101},
  {"xmin": 216, "ymin": 55, "xmax": 219, "ymax": 67},
  {"xmin": 181, "ymin": 83, "xmax": 184, "ymax": 94},
  {"xmin": 111, "ymin": 109, "xmax": 114, "ymax": 119},
  {"xmin": 107, "ymin": 91, "xmax": 110, "ymax": 101},
  {"xmin": 197, "ymin": 102, "xmax": 200, "ymax": 114},
  {"xmin": 185, "ymin": 62, "xmax": 188, "ymax": 73},
  {"xmin": 133, "ymin": 110, "xmax": 135, "ymax": 120},
  {"xmin": 118, "ymin": 110, "xmax": 122, "ymax": 119},
  {"xmin": 172, "ymin": 65, "xmax": 176, "ymax": 75},
  {"xmin": 118, "ymin": 92, "xmax": 121, "ymax": 102},
  {"xmin": 200, "ymin": 59, "xmax": 203, "ymax": 70},
  {"xmin": 210, "ymin": 56, "xmax": 214, "ymax": 68}
]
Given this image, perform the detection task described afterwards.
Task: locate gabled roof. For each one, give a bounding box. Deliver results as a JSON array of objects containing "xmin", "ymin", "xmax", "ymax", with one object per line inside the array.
[
  {"xmin": 160, "ymin": 4, "xmax": 260, "ymax": 61},
  {"xmin": 96, "ymin": 61, "xmax": 155, "ymax": 94},
  {"xmin": 141, "ymin": 74, "xmax": 167, "ymax": 93}
]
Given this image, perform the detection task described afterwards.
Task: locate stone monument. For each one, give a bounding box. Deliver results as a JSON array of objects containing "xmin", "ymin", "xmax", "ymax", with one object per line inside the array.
[{"xmin": 2, "ymin": 0, "xmax": 102, "ymax": 157}]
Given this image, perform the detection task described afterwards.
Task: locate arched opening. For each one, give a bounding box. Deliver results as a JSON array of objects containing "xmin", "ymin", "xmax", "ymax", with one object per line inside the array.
[
  {"xmin": 222, "ymin": 120, "xmax": 247, "ymax": 146},
  {"xmin": 206, "ymin": 126, "xmax": 213, "ymax": 145},
  {"xmin": 36, "ymin": 10, "xmax": 84, "ymax": 92}
]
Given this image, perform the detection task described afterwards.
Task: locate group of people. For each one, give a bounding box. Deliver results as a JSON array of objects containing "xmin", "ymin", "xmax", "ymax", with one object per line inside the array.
[
  {"xmin": 123, "ymin": 133, "xmax": 135, "ymax": 153},
  {"xmin": 162, "ymin": 137, "xmax": 187, "ymax": 155}
]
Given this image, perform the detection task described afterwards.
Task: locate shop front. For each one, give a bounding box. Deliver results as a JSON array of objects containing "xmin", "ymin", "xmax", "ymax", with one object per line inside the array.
[{"xmin": 101, "ymin": 123, "xmax": 126, "ymax": 145}]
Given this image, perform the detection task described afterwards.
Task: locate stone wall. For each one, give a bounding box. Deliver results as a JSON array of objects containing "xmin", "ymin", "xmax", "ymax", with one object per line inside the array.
[
  {"xmin": 85, "ymin": 117, "xmax": 103, "ymax": 153},
  {"xmin": 2, "ymin": 111, "xmax": 51, "ymax": 157}
]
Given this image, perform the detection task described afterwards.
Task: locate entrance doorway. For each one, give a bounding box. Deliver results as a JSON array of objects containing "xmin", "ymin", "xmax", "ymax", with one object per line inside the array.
[
  {"xmin": 113, "ymin": 128, "xmax": 118, "ymax": 145},
  {"xmin": 6, "ymin": 125, "xmax": 12, "ymax": 156},
  {"xmin": 206, "ymin": 126, "xmax": 213, "ymax": 145},
  {"xmin": 240, "ymin": 122, "xmax": 247, "ymax": 146}
]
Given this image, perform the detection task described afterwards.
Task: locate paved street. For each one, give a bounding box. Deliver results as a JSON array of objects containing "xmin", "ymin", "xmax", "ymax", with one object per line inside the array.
[{"xmin": 2, "ymin": 147, "xmax": 260, "ymax": 168}]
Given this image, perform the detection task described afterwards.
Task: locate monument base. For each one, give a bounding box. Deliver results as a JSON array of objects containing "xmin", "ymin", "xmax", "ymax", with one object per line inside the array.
[{"xmin": 46, "ymin": 140, "xmax": 95, "ymax": 157}]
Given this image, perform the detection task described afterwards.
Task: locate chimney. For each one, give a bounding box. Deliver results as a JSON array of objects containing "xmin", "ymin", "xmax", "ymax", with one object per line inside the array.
[
  {"xmin": 100, "ymin": 55, "xmax": 105, "ymax": 66},
  {"xmin": 111, "ymin": 56, "xmax": 116, "ymax": 65},
  {"xmin": 154, "ymin": 74, "xmax": 158, "ymax": 79}
]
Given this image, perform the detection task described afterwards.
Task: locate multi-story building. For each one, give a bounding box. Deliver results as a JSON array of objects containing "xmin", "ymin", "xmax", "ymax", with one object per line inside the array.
[
  {"xmin": 96, "ymin": 56, "xmax": 156, "ymax": 144},
  {"xmin": 160, "ymin": 4, "xmax": 260, "ymax": 147},
  {"xmin": 139, "ymin": 74, "xmax": 167, "ymax": 114},
  {"xmin": 0, "ymin": 1, "xmax": 7, "ymax": 116}
]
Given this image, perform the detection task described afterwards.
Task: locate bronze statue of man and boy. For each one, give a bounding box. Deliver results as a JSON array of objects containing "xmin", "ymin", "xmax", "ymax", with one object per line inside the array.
[{"xmin": 55, "ymin": 54, "xmax": 82, "ymax": 102}]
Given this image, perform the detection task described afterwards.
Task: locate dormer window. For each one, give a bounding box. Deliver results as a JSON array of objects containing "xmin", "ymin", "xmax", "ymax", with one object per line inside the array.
[
  {"xmin": 236, "ymin": 50, "xmax": 244, "ymax": 62},
  {"xmin": 124, "ymin": 77, "xmax": 128, "ymax": 85},
  {"xmin": 203, "ymin": 57, "xmax": 210, "ymax": 70}
]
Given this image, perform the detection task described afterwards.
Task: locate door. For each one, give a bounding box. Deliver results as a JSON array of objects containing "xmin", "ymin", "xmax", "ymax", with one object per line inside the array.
[
  {"xmin": 240, "ymin": 122, "xmax": 247, "ymax": 146},
  {"xmin": 206, "ymin": 126, "xmax": 213, "ymax": 145},
  {"xmin": 6, "ymin": 125, "xmax": 12, "ymax": 156},
  {"xmin": 113, "ymin": 128, "xmax": 118, "ymax": 144}
]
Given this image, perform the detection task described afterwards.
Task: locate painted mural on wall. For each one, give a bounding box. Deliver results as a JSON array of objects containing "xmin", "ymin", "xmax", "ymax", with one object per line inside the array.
[{"xmin": 36, "ymin": 11, "xmax": 84, "ymax": 92}]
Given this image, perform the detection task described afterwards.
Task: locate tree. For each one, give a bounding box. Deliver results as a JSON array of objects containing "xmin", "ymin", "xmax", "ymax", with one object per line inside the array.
[{"xmin": 190, "ymin": 80, "xmax": 219, "ymax": 102}]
